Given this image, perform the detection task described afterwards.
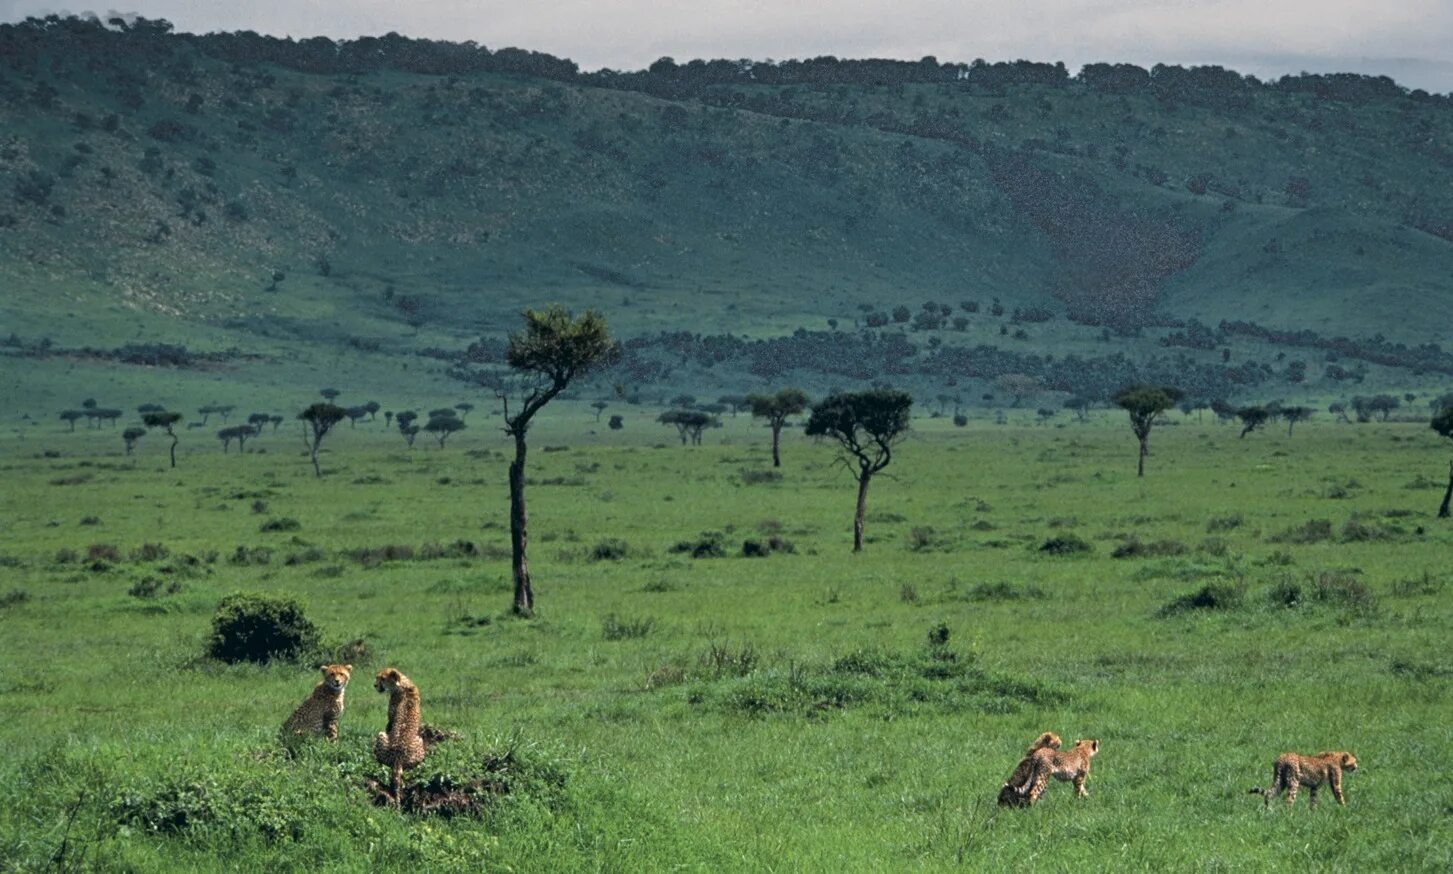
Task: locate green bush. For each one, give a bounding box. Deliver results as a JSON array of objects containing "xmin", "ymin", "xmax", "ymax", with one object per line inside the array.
[{"xmin": 207, "ymin": 591, "xmax": 321, "ymax": 663}]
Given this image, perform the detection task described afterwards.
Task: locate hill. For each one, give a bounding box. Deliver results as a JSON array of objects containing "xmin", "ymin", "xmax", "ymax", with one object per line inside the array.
[{"xmin": 1, "ymin": 15, "xmax": 1451, "ymax": 417}]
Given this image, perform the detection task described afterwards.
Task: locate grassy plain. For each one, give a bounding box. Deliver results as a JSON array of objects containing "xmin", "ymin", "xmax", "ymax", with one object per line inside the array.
[{"xmin": 0, "ymin": 414, "xmax": 1450, "ymax": 871}]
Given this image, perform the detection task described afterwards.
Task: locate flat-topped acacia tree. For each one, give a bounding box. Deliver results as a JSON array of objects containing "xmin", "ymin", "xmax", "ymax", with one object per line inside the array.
[
  {"xmin": 1237, "ymin": 406, "xmax": 1270, "ymax": 438},
  {"xmin": 498, "ymin": 305, "xmax": 618, "ymax": 616},
  {"xmin": 122, "ymin": 427, "xmax": 145, "ymax": 456},
  {"xmin": 1433, "ymin": 408, "xmax": 1453, "ymax": 518},
  {"xmin": 1114, "ymin": 385, "xmax": 1182, "ymax": 477},
  {"xmin": 805, "ymin": 389, "xmax": 912, "ymax": 552},
  {"xmin": 299, "ymin": 402, "xmax": 346, "ymax": 477},
  {"xmin": 747, "ymin": 388, "xmax": 809, "ymax": 468},
  {"xmin": 141, "ymin": 410, "xmax": 182, "ymax": 468}
]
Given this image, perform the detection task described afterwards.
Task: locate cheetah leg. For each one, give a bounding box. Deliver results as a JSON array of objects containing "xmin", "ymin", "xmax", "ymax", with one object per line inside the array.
[
  {"xmin": 1308, "ymin": 785, "xmax": 1318, "ymax": 809},
  {"xmin": 1025, "ymin": 766, "xmax": 1051, "ymax": 806},
  {"xmin": 391, "ymin": 761, "xmax": 404, "ymax": 804},
  {"xmin": 1331, "ymin": 774, "xmax": 1345, "ymax": 806},
  {"xmin": 324, "ymin": 716, "xmax": 338, "ymax": 741},
  {"xmin": 1285, "ymin": 777, "xmax": 1299, "ymax": 806},
  {"xmin": 1073, "ymin": 773, "xmax": 1088, "ymax": 797}
]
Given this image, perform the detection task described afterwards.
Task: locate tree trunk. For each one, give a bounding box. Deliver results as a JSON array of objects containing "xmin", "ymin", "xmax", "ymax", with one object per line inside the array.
[
  {"xmin": 1288, "ymin": 420, "xmax": 1295, "ymax": 437},
  {"xmin": 771, "ymin": 423, "xmax": 782, "ymax": 468},
  {"xmin": 853, "ymin": 471, "xmax": 871, "ymax": 552},
  {"xmin": 1440, "ymin": 460, "xmax": 1453, "ymax": 519},
  {"xmin": 509, "ymin": 433, "xmax": 533, "ymax": 615},
  {"xmin": 1137, "ymin": 436, "xmax": 1147, "ymax": 477},
  {"xmin": 309, "ymin": 437, "xmax": 321, "ymax": 477},
  {"xmin": 168, "ymin": 432, "xmax": 178, "ymax": 469}
]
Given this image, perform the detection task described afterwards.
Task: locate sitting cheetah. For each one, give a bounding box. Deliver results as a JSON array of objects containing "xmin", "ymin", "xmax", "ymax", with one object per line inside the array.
[
  {"xmin": 1251, "ymin": 751, "xmax": 1357, "ymax": 808},
  {"xmin": 280, "ymin": 663, "xmax": 351, "ymax": 744},
  {"xmin": 997, "ymin": 731, "xmax": 1063, "ymax": 807},
  {"xmin": 1020, "ymin": 738, "xmax": 1099, "ymax": 806},
  {"xmin": 373, "ymin": 667, "xmax": 426, "ymax": 802}
]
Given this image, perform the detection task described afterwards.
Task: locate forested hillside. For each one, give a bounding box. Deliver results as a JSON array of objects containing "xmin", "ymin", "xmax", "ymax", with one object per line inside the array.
[{"xmin": 2, "ymin": 15, "xmax": 1451, "ymax": 410}]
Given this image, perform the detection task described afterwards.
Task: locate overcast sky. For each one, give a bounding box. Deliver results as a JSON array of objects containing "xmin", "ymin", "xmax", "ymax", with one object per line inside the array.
[{"xmin": 4, "ymin": 1, "xmax": 1452, "ymax": 91}]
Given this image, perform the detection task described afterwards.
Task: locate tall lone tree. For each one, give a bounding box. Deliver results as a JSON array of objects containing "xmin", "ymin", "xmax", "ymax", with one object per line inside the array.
[
  {"xmin": 1433, "ymin": 408, "xmax": 1453, "ymax": 518},
  {"xmin": 424, "ymin": 415, "xmax": 465, "ymax": 448},
  {"xmin": 805, "ymin": 389, "xmax": 913, "ymax": 552},
  {"xmin": 1281, "ymin": 406, "xmax": 1313, "ymax": 436},
  {"xmin": 141, "ymin": 410, "xmax": 183, "ymax": 468},
  {"xmin": 1237, "ymin": 406, "xmax": 1270, "ymax": 438},
  {"xmin": 499, "ymin": 306, "xmax": 617, "ymax": 616},
  {"xmin": 122, "ymin": 427, "xmax": 145, "ymax": 456},
  {"xmin": 299, "ymin": 402, "xmax": 346, "ymax": 477},
  {"xmin": 747, "ymin": 388, "xmax": 809, "ymax": 468},
  {"xmin": 1114, "ymin": 385, "xmax": 1182, "ymax": 477}
]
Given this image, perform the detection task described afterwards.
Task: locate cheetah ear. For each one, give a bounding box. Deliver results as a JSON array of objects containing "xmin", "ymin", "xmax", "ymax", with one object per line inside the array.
[
  {"xmin": 1090, "ymin": 740, "xmax": 1100, "ymax": 753},
  {"xmin": 344, "ymin": 664, "xmax": 352, "ymax": 672},
  {"xmin": 1342, "ymin": 753, "xmax": 1354, "ymax": 766}
]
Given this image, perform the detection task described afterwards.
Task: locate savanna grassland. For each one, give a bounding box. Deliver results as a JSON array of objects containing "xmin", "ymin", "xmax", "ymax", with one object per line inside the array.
[{"xmin": 1, "ymin": 412, "xmax": 1450, "ymax": 871}]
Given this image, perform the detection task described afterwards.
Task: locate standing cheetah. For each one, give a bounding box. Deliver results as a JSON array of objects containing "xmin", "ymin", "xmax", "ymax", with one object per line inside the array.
[{"xmin": 1251, "ymin": 751, "xmax": 1357, "ymax": 808}]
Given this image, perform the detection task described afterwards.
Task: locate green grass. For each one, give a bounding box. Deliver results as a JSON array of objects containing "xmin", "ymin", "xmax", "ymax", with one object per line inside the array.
[{"xmin": 2, "ymin": 416, "xmax": 1450, "ymax": 870}]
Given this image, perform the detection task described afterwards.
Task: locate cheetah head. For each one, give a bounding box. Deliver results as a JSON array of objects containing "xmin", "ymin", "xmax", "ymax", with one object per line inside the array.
[
  {"xmin": 1027, "ymin": 732, "xmax": 1063, "ymax": 754},
  {"xmin": 1341, "ymin": 752, "xmax": 1358, "ymax": 772},
  {"xmin": 1075, "ymin": 739, "xmax": 1100, "ymax": 757},
  {"xmin": 319, "ymin": 663, "xmax": 352, "ymax": 692},
  {"xmin": 374, "ymin": 667, "xmax": 404, "ymax": 694}
]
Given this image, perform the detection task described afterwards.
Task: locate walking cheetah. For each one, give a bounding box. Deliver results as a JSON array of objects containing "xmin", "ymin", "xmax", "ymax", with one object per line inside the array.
[
  {"xmin": 1251, "ymin": 751, "xmax": 1357, "ymax": 808},
  {"xmin": 997, "ymin": 731, "xmax": 1063, "ymax": 807},
  {"xmin": 1020, "ymin": 738, "xmax": 1099, "ymax": 806}
]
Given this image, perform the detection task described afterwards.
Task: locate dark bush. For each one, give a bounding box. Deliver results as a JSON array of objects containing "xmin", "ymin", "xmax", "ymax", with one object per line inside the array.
[
  {"xmin": 0, "ymin": 589, "xmax": 29, "ymax": 609},
  {"xmin": 669, "ymin": 531, "xmax": 725, "ymax": 558},
  {"xmin": 739, "ymin": 469, "xmax": 783, "ymax": 485},
  {"xmin": 1039, "ymin": 535, "xmax": 1092, "ymax": 555},
  {"xmin": 207, "ymin": 591, "xmax": 321, "ymax": 663},
  {"xmin": 1268, "ymin": 519, "xmax": 1333, "ymax": 544},
  {"xmin": 259, "ymin": 517, "xmax": 301, "ymax": 533},
  {"xmin": 588, "ymin": 539, "xmax": 630, "ymax": 561},
  {"xmin": 1159, "ymin": 583, "xmax": 1243, "ymax": 615},
  {"xmin": 1111, "ymin": 537, "xmax": 1187, "ymax": 559},
  {"xmin": 131, "ymin": 542, "xmax": 169, "ymax": 562},
  {"xmin": 602, "ymin": 613, "xmax": 655, "ymax": 640},
  {"xmin": 87, "ymin": 543, "xmax": 121, "ymax": 562}
]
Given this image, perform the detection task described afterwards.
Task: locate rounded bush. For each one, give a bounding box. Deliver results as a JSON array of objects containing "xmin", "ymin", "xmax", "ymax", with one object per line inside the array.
[{"xmin": 207, "ymin": 591, "xmax": 320, "ymax": 663}]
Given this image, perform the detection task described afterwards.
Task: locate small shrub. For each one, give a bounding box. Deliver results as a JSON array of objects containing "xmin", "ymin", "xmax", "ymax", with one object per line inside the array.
[
  {"xmin": 128, "ymin": 577, "xmax": 163, "ymax": 599},
  {"xmin": 207, "ymin": 591, "xmax": 321, "ymax": 663},
  {"xmin": 588, "ymin": 539, "xmax": 630, "ymax": 561},
  {"xmin": 131, "ymin": 542, "xmax": 169, "ymax": 562},
  {"xmin": 1206, "ymin": 513, "xmax": 1243, "ymax": 532},
  {"xmin": 228, "ymin": 545, "xmax": 272, "ymax": 566},
  {"xmin": 1112, "ymin": 537, "xmax": 1187, "ymax": 559},
  {"xmin": 669, "ymin": 531, "xmax": 725, "ymax": 559},
  {"xmin": 1039, "ymin": 535, "xmax": 1092, "ymax": 556},
  {"xmin": 701, "ymin": 641, "xmax": 757, "ymax": 678},
  {"xmin": 602, "ymin": 614, "xmax": 656, "ymax": 641},
  {"xmin": 1392, "ymin": 572, "xmax": 1444, "ymax": 597},
  {"xmin": 284, "ymin": 547, "xmax": 327, "ymax": 566},
  {"xmin": 80, "ymin": 515, "xmax": 102, "ymax": 526},
  {"xmin": 1268, "ymin": 519, "xmax": 1333, "ymax": 544},
  {"xmin": 346, "ymin": 544, "xmax": 415, "ymax": 567},
  {"xmin": 741, "ymin": 539, "xmax": 770, "ymax": 558},
  {"xmin": 251, "ymin": 499, "xmax": 268, "ymax": 514},
  {"xmin": 766, "ymin": 536, "xmax": 796, "ymax": 554},
  {"xmin": 961, "ymin": 581, "xmax": 1048, "ymax": 601},
  {"xmin": 53, "ymin": 548, "xmax": 78, "ymax": 564},
  {"xmin": 1340, "ymin": 516, "xmax": 1396, "ymax": 543},
  {"xmin": 900, "ymin": 583, "xmax": 919, "ymax": 603},
  {"xmin": 0, "ymin": 589, "xmax": 29, "ymax": 609},
  {"xmin": 87, "ymin": 543, "xmax": 121, "ymax": 563},
  {"xmin": 1159, "ymin": 583, "xmax": 1243, "ymax": 615},
  {"xmin": 260, "ymin": 517, "xmax": 301, "ymax": 533},
  {"xmin": 740, "ymin": 469, "xmax": 783, "ymax": 485}
]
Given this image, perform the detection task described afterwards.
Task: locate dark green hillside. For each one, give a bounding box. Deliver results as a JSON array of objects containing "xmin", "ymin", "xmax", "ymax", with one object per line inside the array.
[{"xmin": 1, "ymin": 16, "xmax": 1450, "ymax": 411}]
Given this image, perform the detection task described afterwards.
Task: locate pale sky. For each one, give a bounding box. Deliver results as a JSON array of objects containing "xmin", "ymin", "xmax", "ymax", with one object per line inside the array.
[{"xmin": 4, "ymin": 0, "xmax": 1452, "ymax": 91}]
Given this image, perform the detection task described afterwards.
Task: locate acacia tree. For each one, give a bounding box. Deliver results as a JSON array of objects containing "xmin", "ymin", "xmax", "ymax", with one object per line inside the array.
[
  {"xmin": 142, "ymin": 411, "xmax": 183, "ymax": 468},
  {"xmin": 1237, "ymin": 406, "xmax": 1270, "ymax": 438},
  {"xmin": 995, "ymin": 373, "xmax": 1040, "ymax": 407},
  {"xmin": 805, "ymin": 389, "xmax": 913, "ymax": 552},
  {"xmin": 746, "ymin": 388, "xmax": 809, "ymax": 467},
  {"xmin": 425, "ymin": 415, "xmax": 465, "ymax": 448},
  {"xmin": 122, "ymin": 427, "xmax": 145, "ymax": 456},
  {"xmin": 299, "ymin": 402, "xmax": 346, "ymax": 477},
  {"xmin": 454, "ymin": 402, "xmax": 473, "ymax": 420},
  {"xmin": 59, "ymin": 410, "xmax": 83, "ymax": 432},
  {"xmin": 1114, "ymin": 385, "xmax": 1182, "ymax": 477},
  {"xmin": 657, "ymin": 409, "xmax": 717, "ymax": 445},
  {"xmin": 1282, "ymin": 406, "xmax": 1312, "ymax": 436},
  {"xmin": 498, "ymin": 306, "xmax": 617, "ymax": 615},
  {"xmin": 1433, "ymin": 409, "xmax": 1453, "ymax": 518},
  {"xmin": 590, "ymin": 400, "xmax": 608, "ymax": 422},
  {"xmin": 399, "ymin": 423, "xmax": 420, "ymax": 447}
]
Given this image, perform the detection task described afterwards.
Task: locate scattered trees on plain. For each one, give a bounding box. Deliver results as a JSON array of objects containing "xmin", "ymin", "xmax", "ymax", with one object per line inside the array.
[
  {"xmin": 805, "ymin": 389, "xmax": 912, "ymax": 552},
  {"xmin": 746, "ymin": 388, "xmax": 809, "ymax": 467},
  {"xmin": 497, "ymin": 305, "xmax": 618, "ymax": 616},
  {"xmin": 1114, "ymin": 385, "xmax": 1181, "ymax": 477},
  {"xmin": 299, "ymin": 402, "xmax": 346, "ymax": 477},
  {"xmin": 141, "ymin": 410, "xmax": 183, "ymax": 468},
  {"xmin": 1433, "ymin": 408, "xmax": 1453, "ymax": 519},
  {"xmin": 658, "ymin": 409, "xmax": 717, "ymax": 445}
]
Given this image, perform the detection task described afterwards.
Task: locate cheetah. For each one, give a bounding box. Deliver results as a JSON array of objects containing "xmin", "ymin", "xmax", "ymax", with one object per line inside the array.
[
  {"xmin": 372, "ymin": 667, "xmax": 426, "ymax": 802},
  {"xmin": 997, "ymin": 732, "xmax": 1063, "ymax": 807},
  {"xmin": 280, "ymin": 664, "xmax": 351, "ymax": 744},
  {"xmin": 1251, "ymin": 751, "xmax": 1357, "ymax": 808},
  {"xmin": 1020, "ymin": 738, "xmax": 1099, "ymax": 806}
]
